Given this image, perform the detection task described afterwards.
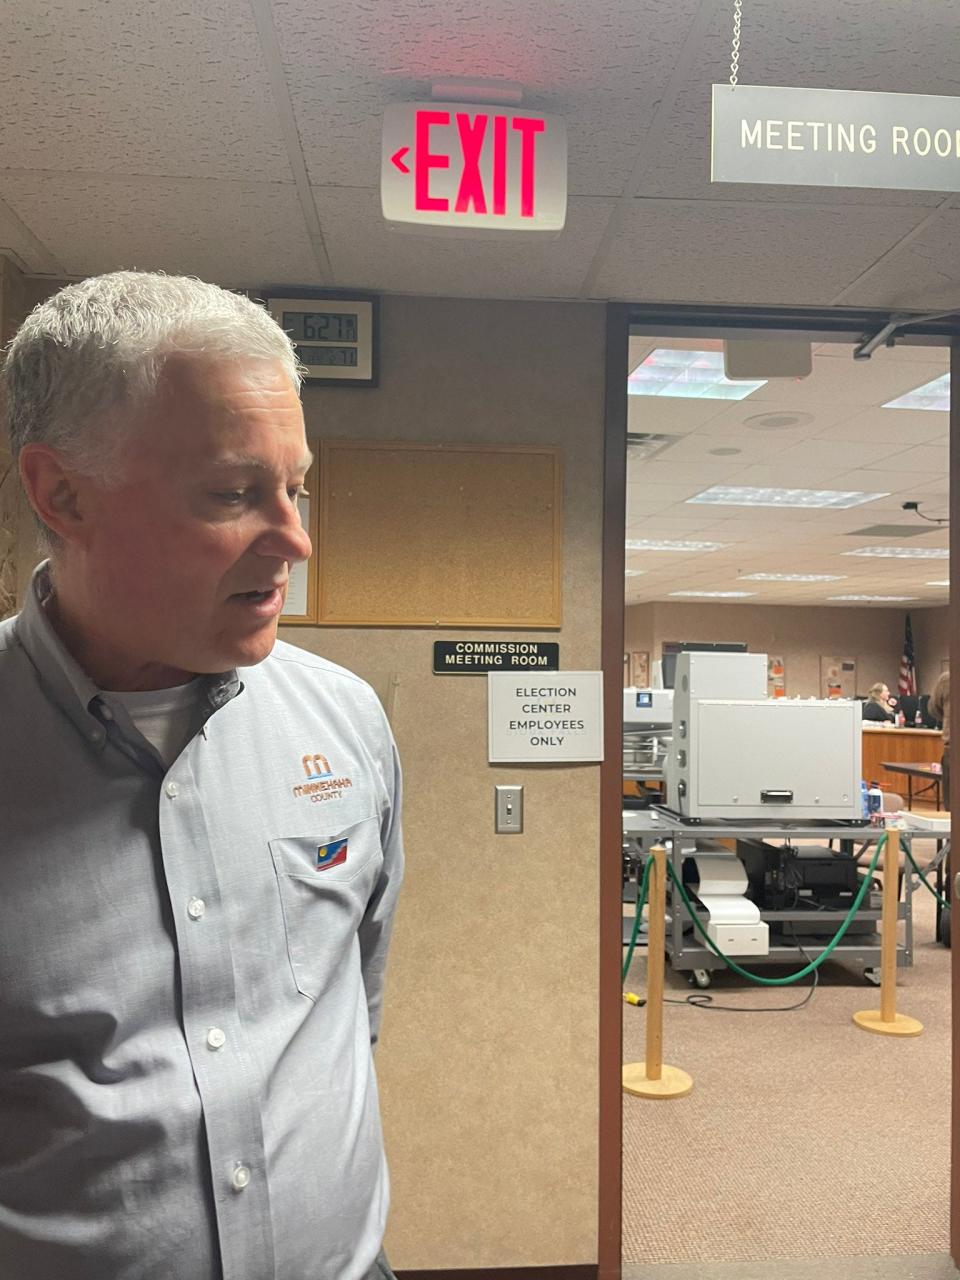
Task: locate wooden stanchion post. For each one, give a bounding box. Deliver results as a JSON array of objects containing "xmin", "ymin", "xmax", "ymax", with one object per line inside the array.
[
  {"xmin": 853, "ymin": 830, "xmax": 923, "ymax": 1037},
  {"xmin": 622, "ymin": 844, "xmax": 694, "ymax": 1099}
]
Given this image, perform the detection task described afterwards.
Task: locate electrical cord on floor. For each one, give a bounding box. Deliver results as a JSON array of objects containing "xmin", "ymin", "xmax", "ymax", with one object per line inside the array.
[{"xmin": 660, "ymin": 924, "xmax": 819, "ymax": 1013}]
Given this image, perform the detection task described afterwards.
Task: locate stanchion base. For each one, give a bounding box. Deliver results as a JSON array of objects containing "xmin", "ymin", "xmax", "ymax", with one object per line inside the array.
[
  {"xmin": 622, "ymin": 1062, "xmax": 693, "ymax": 1099},
  {"xmin": 852, "ymin": 1009, "xmax": 924, "ymax": 1037}
]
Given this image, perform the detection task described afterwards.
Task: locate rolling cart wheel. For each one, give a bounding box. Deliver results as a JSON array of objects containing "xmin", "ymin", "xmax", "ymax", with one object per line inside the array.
[
  {"xmin": 941, "ymin": 911, "xmax": 951, "ymax": 949},
  {"xmin": 689, "ymin": 969, "xmax": 711, "ymax": 990},
  {"xmin": 864, "ymin": 967, "xmax": 882, "ymax": 986}
]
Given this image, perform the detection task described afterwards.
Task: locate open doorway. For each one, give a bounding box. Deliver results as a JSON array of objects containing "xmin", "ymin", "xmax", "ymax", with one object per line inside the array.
[{"xmin": 617, "ymin": 327, "xmax": 952, "ymax": 1276}]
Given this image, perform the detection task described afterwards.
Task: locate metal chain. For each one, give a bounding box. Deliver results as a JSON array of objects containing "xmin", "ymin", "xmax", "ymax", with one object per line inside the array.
[{"xmin": 730, "ymin": 0, "xmax": 742, "ymax": 87}]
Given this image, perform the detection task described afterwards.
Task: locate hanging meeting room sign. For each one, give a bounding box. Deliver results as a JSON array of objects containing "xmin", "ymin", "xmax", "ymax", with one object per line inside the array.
[{"xmin": 712, "ymin": 84, "xmax": 960, "ymax": 192}]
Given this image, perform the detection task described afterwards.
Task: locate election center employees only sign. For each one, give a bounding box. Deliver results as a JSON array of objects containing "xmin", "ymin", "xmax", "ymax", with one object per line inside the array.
[
  {"xmin": 487, "ymin": 671, "xmax": 604, "ymax": 764},
  {"xmin": 381, "ymin": 102, "xmax": 567, "ymax": 234}
]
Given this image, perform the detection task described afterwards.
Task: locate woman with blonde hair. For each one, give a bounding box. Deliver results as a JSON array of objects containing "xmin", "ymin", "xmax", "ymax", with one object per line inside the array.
[{"xmin": 862, "ymin": 681, "xmax": 896, "ymax": 723}]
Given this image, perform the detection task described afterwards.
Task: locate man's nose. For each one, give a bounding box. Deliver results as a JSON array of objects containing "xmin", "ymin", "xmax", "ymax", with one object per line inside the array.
[{"xmin": 257, "ymin": 500, "xmax": 313, "ymax": 564}]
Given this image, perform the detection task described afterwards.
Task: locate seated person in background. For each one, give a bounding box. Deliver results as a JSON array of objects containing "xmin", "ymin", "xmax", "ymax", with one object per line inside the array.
[
  {"xmin": 930, "ymin": 670, "xmax": 950, "ymax": 808},
  {"xmin": 862, "ymin": 681, "xmax": 896, "ymax": 723}
]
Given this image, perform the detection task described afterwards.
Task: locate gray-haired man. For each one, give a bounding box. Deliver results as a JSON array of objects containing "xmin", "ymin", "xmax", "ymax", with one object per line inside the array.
[{"xmin": 0, "ymin": 272, "xmax": 403, "ymax": 1279}]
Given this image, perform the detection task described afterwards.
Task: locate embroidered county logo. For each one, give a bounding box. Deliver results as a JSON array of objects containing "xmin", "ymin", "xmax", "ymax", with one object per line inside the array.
[
  {"xmin": 315, "ymin": 839, "xmax": 348, "ymax": 871},
  {"xmin": 302, "ymin": 753, "xmax": 332, "ymax": 780},
  {"xmin": 292, "ymin": 752, "xmax": 354, "ymax": 804}
]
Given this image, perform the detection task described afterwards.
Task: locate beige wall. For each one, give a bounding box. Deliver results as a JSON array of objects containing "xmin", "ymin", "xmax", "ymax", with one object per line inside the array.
[
  {"xmin": 280, "ymin": 296, "xmax": 606, "ymax": 1268},
  {"xmin": 914, "ymin": 606, "xmax": 950, "ymax": 687},
  {"xmin": 0, "ymin": 263, "xmax": 63, "ymax": 615},
  {"xmin": 625, "ymin": 599, "xmax": 936, "ymax": 697}
]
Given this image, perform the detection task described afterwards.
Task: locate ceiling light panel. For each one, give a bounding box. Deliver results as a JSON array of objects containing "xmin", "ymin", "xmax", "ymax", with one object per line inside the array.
[
  {"xmin": 739, "ymin": 573, "xmax": 846, "ymax": 582},
  {"xmin": 883, "ymin": 373, "xmax": 950, "ymax": 411},
  {"xmin": 842, "ymin": 546, "xmax": 949, "ymax": 559},
  {"xmin": 829, "ymin": 595, "xmax": 919, "ymax": 602},
  {"xmin": 926, "ymin": 580, "xmax": 950, "ymax": 587},
  {"xmin": 669, "ymin": 590, "xmax": 756, "ymax": 598},
  {"xmin": 628, "ymin": 349, "xmax": 766, "ymax": 401},
  {"xmin": 625, "ymin": 538, "xmax": 727, "ymax": 552},
  {"xmin": 687, "ymin": 485, "xmax": 889, "ymax": 509}
]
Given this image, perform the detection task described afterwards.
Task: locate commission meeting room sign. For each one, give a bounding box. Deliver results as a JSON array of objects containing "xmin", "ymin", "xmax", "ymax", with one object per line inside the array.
[{"xmin": 712, "ymin": 84, "xmax": 960, "ymax": 192}]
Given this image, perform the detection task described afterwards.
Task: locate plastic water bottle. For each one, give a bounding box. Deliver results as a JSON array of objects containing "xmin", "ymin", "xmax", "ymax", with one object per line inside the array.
[
  {"xmin": 867, "ymin": 782, "xmax": 883, "ymax": 819},
  {"xmin": 915, "ymin": 708, "xmax": 923, "ymax": 727},
  {"xmin": 860, "ymin": 780, "xmax": 869, "ymax": 819}
]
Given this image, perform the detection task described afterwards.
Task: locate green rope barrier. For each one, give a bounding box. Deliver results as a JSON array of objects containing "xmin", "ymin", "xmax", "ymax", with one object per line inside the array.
[
  {"xmin": 902, "ymin": 841, "xmax": 951, "ymax": 910},
  {"xmin": 664, "ymin": 835, "xmax": 887, "ymax": 986},
  {"xmin": 622, "ymin": 855, "xmax": 654, "ymax": 984},
  {"xmin": 624, "ymin": 834, "xmax": 896, "ymax": 983}
]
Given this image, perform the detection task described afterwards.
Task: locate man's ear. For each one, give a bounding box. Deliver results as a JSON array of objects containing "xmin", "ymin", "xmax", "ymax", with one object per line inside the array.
[{"xmin": 18, "ymin": 444, "xmax": 93, "ymax": 546}]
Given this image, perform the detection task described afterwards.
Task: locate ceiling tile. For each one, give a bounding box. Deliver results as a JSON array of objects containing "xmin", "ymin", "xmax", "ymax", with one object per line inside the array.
[
  {"xmin": 312, "ymin": 186, "xmax": 615, "ymax": 295},
  {"xmin": 836, "ymin": 208, "xmax": 960, "ymax": 310},
  {"xmin": 0, "ymin": 173, "xmax": 321, "ymax": 285},
  {"xmin": 273, "ymin": 0, "xmax": 702, "ymax": 196},
  {"xmin": 590, "ymin": 200, "xmax": 928, "ymax": 304},
  {"xmin": 815, "ymin": 405, "xmax": 948, "ymax": 446},
  {"xmin": 0, "ymin": 1, "xmax": 291, "ymax": 182}
]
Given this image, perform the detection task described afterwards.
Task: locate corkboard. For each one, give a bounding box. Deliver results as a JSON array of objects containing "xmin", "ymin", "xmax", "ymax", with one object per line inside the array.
[{"xmin": 317, "ymin": 440, "xmax": 562, "ymax": 627}]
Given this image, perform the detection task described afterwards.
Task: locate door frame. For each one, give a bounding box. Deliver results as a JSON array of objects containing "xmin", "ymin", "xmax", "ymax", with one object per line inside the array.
[{"xmin": 599, "ymin": 305, "xmax": 960, "ymax": 1278}]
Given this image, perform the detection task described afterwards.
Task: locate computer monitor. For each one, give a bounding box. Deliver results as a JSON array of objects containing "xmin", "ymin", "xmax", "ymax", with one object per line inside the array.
[
  {"xmin": 660, "ymin": 641, "xmax": 748, "ymax": 690},
  {"xmin": 896, "ymin": 693, "xmax": 939, "ymax": 728}
]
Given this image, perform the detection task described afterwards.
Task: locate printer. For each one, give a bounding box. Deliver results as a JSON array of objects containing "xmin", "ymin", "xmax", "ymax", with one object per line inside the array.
[{"xmin": 664, "ymin": 651, "xmax": 862, "ymax": 822}]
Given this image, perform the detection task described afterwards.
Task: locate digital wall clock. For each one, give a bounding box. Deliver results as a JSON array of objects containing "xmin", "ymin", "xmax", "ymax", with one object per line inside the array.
[{"xmin": 265, "ymin": 294, "xmax": 378, "ymax": 386}]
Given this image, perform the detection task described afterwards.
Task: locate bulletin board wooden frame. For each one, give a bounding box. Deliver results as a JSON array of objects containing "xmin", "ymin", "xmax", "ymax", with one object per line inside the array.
[
  {"xmin": 316, "ymin": 440, "xmax": 563, "ymax": 628},
  {"xmin": 279, "ymin": 454, "xmax": 321, "ymax": 625}
]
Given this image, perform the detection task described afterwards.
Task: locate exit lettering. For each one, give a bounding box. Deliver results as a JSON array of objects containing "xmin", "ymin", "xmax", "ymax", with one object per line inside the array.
[
  {"xmin": 382, "ymin": 102, "xmax": 567, "ymax": 234},
  {"xmin": 411, "ymin": 110, "xmax": 546, "ymax": 218}
]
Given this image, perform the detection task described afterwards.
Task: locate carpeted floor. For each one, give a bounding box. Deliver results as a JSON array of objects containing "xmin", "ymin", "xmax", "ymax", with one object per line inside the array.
[{"xmin": 622, "ymin": 836, "xmax": 951, "ymax": 1266}]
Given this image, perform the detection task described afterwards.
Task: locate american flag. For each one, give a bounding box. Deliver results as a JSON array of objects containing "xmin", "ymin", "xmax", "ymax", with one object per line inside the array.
[{"xmin": 898, "ymin": 613, "xmax": 917, "ymax": 697}]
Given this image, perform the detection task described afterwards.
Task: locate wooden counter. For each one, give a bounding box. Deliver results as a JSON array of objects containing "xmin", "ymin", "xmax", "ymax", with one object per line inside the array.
[{"xmin": 862, "ymin": 725, "xmax": 943, "ymax": 794}]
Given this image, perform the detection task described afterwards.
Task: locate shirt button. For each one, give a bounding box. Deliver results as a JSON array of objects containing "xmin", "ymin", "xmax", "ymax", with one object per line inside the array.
[
  {"xmin": 165, "ymin": 781, "xmax": 179, "ymax": 798},
  {"xmin": 99, "ymin": 705, "xmax": 114, "ymax": 721},
  {"xmin": 206, "ymin": 1027, "xmax": 226, "ymax": 1051},
  {"xmin": 231, "ymin": 1165, "xmax": 251, "ymax": 1192},
  {"xmin": 187, "ymin": 897, "xmax": 206, "ymax": 920},
  {"xmin": 90, "ymin": 729, "xmax": 104, "ymax": 742}
]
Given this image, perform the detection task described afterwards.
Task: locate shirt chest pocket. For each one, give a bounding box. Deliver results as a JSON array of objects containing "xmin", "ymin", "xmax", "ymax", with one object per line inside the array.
[{"xmin": 269, "ymin": 816, "xmax": 384, "ymax": 1002}]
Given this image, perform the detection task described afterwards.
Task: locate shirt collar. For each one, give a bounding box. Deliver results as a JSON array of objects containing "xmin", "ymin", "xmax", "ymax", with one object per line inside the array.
[{"xmin": 16, "ymin": 560, "xmax": 242, "ymax": 754}]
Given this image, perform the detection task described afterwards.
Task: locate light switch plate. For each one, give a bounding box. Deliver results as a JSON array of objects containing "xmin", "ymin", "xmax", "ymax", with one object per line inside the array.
[{"xmin": 495, "ymin": 785, "xmax": 523, "ymax": 834}]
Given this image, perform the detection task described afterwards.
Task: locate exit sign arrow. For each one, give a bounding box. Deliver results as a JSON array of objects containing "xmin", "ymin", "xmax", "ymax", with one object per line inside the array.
[{"xmin": 391, "ymin": 146, "xmax": 410, "ymax": 174}]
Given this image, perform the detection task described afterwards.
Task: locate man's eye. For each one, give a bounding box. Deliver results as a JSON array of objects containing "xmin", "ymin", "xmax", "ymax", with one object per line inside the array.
[
  {"xmin": 289, "ymin": 485, "xmax": 309, "ymax": 502},
  {"xmin": 213, "ymin": 491, "xmax": 248, "ymax": 505}
]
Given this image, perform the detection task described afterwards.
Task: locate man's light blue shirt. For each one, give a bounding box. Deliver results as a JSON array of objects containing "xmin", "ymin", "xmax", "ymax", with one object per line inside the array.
[{"xmin": 0, "ymin": 565, "xmax": 403, "ymax": 1279}]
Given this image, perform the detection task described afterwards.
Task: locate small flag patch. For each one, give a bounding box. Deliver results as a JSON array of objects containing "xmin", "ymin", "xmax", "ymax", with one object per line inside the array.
[{"xmin": 316, "ymin": 839, "xmax": 348, "ymax": 871}]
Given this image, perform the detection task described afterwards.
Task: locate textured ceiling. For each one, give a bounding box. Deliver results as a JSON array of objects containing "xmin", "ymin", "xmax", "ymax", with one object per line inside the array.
[
  {"xmin": 0, "ymin": 0, "xmax": 958, "ymax": 310},
  {"xmin": 624, "ymin": 337, "xmax": 950, "ymax": 608}
]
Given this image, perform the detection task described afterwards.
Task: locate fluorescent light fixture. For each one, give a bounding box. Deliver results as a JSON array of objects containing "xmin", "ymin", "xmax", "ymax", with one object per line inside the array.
[
  {"xmin": 624, "ymin": 569, "xmax": 647, "ymax": 577},
  {"xmin": 926, "ymin": 580, "xmax": 950, "ymax": 587},
  {"xmin": 842, "ymin": 546, "xmax": 949, "ymax": 560},
  {"xmin": 829, "ymin": 594, "xmax": 919, "ymax": 602},
  {"xmin": 740, "ymin": 573, "xmax": 846, "ymax": 582},
  {"xmin": 628, "ymin": 349, "xmax": 765, "ymax": 401},
  {"xmin": 625, "ymin": 538, "xmax": 727, "ymax": 552},
  {"xmin": 882, "ymin": 373, "xmax": 950, "ymax": 411},
  {"xmin": 669, "ymin": 590, "xmax": 756, "ymax": 599},
  {"xmin": 688, "ymin": 485, "xmax": 888, "ymax": 509}
]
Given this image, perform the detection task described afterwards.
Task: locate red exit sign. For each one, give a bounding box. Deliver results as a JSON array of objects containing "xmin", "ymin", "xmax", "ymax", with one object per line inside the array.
[{"xmin": 381, "ymin": 102, "xmax": 567, "ymax": 234}]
